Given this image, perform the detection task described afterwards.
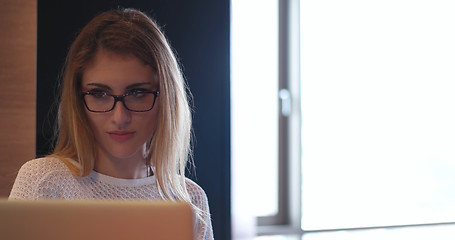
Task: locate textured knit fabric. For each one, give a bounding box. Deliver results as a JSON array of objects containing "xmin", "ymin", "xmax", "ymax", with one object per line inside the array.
[{"xmin": 9, "ymin": 157, "xmax": 213, "ymax": 240}]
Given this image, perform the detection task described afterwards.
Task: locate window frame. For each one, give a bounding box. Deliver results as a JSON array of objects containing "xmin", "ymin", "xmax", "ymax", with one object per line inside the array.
[{"xmin": 257, "ymin": 0, "xmax": 302, "ymax": 235}]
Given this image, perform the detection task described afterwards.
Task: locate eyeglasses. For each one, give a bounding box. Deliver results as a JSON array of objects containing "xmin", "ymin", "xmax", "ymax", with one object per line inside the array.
[{"xmin": 81, "ymin": 90, "xmax": 159, "ymax": 112}]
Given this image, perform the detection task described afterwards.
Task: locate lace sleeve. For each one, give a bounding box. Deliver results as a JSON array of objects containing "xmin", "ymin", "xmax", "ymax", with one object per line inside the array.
[
  {"xmin": 186, "ymin": 179, "xmax": 214, "ymax": 240},
  {"xmin": 8, "ymin": 158, "xmax": 65, "ymax": 200},
  {"xmin": 9, "ymin": 160, "xmax": 42, "ymax": 199}
]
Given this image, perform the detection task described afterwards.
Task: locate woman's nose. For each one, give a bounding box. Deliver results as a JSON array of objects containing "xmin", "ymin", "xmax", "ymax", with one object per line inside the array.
[{"xmin": 110, "ymin": 101, "xmax": 132, "ymax": 128}]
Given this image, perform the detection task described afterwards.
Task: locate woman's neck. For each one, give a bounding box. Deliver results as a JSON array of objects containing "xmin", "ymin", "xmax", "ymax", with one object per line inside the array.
[{"xmin": 94, "ymin": 150, "xmax": 148, "ymax": 179}]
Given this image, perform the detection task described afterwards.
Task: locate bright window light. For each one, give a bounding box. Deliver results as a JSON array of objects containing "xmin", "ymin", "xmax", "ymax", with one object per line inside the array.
[
  {"xmin": 231, "ymin": 0, "xmax": 279, "ymax": 218},
  {"xmin": 301, "ymin": 0, "xmax": 455, "ymax": 230}
]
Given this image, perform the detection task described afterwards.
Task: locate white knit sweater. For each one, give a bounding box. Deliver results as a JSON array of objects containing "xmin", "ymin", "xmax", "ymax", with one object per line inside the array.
[{"xmin": 9, "ymin": 157, "xmax": 214, "ymax": 240}]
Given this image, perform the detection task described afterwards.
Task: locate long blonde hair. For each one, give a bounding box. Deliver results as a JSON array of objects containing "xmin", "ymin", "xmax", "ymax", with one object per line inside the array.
[{"xmin": 51, "ymin": 8, "xmax": 201, "ymax": 220}]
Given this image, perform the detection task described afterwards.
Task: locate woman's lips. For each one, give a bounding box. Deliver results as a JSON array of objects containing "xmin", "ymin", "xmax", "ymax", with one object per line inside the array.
[{"xmin": 107, "ymin": 131, "xmax": 135, "ymax": 142}]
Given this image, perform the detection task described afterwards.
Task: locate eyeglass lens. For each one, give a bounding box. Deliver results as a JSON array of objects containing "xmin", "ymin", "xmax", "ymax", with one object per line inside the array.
[{"xmin": 83, "ymin": 91, "xmax": 157, "ymax": 112}]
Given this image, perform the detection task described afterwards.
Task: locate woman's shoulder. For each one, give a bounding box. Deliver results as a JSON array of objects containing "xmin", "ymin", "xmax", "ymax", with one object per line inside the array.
[
  {"xmin": 185, "ymin": 178, "xmax": 209, "ymax": 205},
  {"xmin": 9, "ymin": 157, "xmax": 74, "ymax": 200},
  {"xmin": 17, "ymin": 157, "xmax": 71, "ymax": 176},
  {"xmin": 184, "ymin": 178, "xmax": 213, "ymax": 240}
]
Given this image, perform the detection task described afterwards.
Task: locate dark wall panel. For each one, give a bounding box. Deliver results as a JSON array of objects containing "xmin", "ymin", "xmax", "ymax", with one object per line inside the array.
[{"xmin": 37, "ymin": 1, "xmax": 230, "ymax": 239}]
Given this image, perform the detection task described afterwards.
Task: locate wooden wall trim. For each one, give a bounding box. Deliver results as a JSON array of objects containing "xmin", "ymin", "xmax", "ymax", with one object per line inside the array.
[{"xmin": 0, "ymin": 0, "xmax": 37, "ymax": 197}]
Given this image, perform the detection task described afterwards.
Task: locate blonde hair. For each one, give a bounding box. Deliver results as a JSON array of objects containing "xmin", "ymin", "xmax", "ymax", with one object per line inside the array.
[{"xmin": 50, "ymin": 8, "xmax": 203, "ymax": 221}]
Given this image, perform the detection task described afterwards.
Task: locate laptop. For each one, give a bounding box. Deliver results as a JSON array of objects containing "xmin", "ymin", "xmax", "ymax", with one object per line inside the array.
[{"xmin": 0, "ymin": 199, "xmax": 194, "ymax": 240}]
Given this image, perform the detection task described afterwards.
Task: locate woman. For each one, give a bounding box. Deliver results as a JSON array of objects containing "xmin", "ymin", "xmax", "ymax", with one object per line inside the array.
[{"xmin": 9, "ymin": 8, "xmax": 213, "ymax": 239}]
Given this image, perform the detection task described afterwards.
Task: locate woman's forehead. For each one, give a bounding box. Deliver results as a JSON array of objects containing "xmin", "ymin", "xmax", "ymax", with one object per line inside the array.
[{"xmin": 81, "ymin": 50, "xmax": 158, "ymax": 89}]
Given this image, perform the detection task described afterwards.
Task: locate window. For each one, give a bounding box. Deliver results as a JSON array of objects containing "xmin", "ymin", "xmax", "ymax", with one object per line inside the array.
[
  {"xmin": 231, "ymin": 0, "xmax": 280, "ymax": 233},
  {"xmin": 234, "ymin": 0, "xmax": 455, "ymax": 239},
  {"xmin": 301, "ymin": 0, "xmax": 455, "ymax": 233},
  {"xmin": 231, "ymin": 0, "xmax": 301, "ymax": 238}
]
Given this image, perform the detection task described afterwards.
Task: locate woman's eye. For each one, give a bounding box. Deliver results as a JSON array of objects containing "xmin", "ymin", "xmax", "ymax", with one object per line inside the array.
[
  {"xmin": 89, "ymin": 90, "xmax": 108, "ymax": 98},
  {"xmin": 129, "ymin": 89, "xmax": 148, "ymax": 97}
]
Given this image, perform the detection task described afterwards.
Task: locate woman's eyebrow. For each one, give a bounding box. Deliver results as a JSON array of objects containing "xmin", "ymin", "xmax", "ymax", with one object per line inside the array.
[
  {"xmin": 86, "ymin": 83, "xmax": 111, "ymax": 90},
  {"xmin": 86, "ymin": 82, "xmax": 153, "ymax": 91},
  {"xmin": 125, "ymin": 82, "xmax": 153, "ymax": 90}
]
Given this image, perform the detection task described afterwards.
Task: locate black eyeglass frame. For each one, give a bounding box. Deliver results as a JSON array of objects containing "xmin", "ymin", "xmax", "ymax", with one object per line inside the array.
[{"xmin": 81, "ymin": 90, "xmax": 160, "ymax": 113}]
